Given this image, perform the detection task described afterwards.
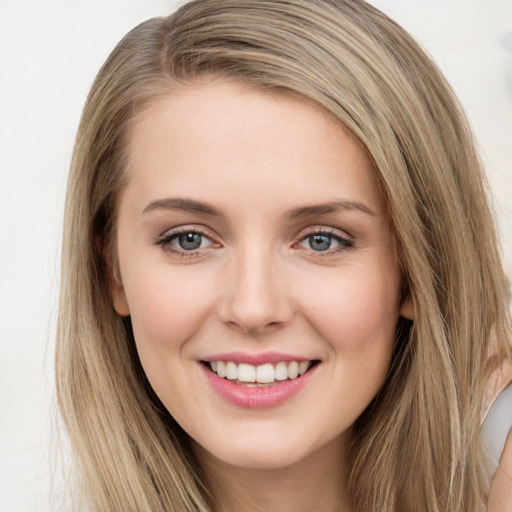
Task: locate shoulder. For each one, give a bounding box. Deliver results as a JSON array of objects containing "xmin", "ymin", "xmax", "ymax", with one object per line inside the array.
[
  {"xmin": 485, "ymin": 357, "xmax": 512, "ymax": 512},
  {"xmin": 484, "ymin": 383, "xmax": 512, "ymax": 469},
  {"xmin": 487, "ymin": 429, "xmax": 512, "ymax": 512}
]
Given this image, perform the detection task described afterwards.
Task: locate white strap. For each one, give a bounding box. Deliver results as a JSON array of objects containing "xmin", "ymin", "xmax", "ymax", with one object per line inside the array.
[{"xmin": 482, "ymin": 382, "xmax": 512, "ymax": 473}]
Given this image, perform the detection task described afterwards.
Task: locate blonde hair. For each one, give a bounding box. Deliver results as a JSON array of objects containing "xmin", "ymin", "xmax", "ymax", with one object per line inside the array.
[{"xmin": 56, "ymin": 1, "xmax": 512, "ymax": 510}]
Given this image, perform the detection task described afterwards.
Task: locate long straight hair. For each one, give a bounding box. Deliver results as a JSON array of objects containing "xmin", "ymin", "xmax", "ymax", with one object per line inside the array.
[{"xmin": 56, "ymin": 1, "xmax": 511, "ymax": 510}]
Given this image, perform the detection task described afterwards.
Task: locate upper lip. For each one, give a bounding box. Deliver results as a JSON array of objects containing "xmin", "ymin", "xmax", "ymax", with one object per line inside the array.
[{"xmin": 201, "ymin": 351, "xmax": 315, "ymax": 366}]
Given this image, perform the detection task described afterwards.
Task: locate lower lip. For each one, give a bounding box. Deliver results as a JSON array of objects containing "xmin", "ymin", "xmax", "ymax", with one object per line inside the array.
[{"xmin": 200, "ymin": 363, "xmax": 318, "ymax": 409}]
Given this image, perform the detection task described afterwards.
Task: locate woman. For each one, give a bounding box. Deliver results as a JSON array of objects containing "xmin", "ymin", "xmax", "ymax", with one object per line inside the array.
[{"xmin": 56, "ymin": 0, "xmax": 512, "ymax": 510}]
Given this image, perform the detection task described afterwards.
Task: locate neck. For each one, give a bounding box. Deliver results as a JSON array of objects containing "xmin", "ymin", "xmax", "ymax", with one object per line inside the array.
[{"xmin": 194, "ymin": 434, "xmax": 353, "ymax": 512}]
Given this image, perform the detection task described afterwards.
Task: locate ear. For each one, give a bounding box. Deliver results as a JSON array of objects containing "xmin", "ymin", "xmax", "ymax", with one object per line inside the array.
[
  {"xmin": 96, "ymin": 235, "xmax": 130, "ymax": 317},
  {"xmin": 399, "ymin": 295, "xmax": 414, "ymax": 321},
  {"xmin": 111, "ymin": 275, "xmax": 130, "ymax": 317}
]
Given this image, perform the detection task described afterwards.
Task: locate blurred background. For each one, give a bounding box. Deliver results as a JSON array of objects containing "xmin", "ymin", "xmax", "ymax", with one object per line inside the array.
[{"xmin": 1, "ymin": 1, "xmax": 511, "ymax": 510}]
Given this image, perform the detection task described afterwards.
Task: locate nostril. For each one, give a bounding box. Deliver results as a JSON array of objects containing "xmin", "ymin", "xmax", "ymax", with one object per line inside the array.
[{"xmin": 217, "ymin": 272, "xmax": 294, "ymax": 333}]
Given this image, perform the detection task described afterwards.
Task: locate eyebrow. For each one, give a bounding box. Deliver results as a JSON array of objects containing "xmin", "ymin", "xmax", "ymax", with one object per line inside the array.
[
  {"xmin": 285, "ymin": 200, "xmax": 377, "ymax": 219},
  {"xmin": 142, "ymin": 198, "xmax": 224, "ymax": 217},
  {"xmin": 142, "ymin": 197, "xmax": 376, "ymax": 219}
]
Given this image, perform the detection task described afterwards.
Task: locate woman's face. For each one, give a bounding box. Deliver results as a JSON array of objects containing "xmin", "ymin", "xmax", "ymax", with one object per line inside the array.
[{"xmin": 112, "ymin": 80, "xmax": 411, "ymax": 470}]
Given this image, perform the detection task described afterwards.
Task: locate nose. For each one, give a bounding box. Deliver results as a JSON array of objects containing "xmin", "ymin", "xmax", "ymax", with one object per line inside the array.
[{"xmin": 218, "ymin": 244, "xmax": 294, "ymax": 335}]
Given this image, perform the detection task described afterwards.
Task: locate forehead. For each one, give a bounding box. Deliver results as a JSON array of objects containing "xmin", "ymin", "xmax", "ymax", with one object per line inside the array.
[{"xmin": 122, "ymin": 80, "xmax": 384, "ymax": 217}]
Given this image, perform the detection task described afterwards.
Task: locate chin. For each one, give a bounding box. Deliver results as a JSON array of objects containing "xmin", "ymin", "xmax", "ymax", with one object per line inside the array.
[
  {"xmin": 225, "ymin": 449, "xmax": 303, "ymax": 470},
  {"xmin": 193, "ymin": 429, "xmax": 333, "ymax": 472}
]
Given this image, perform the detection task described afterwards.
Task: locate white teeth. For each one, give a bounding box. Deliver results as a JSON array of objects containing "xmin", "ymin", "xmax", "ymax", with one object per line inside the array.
[
  {"xmin": 217, "ymin": 361, "xmax": 226, "ymax": 378},
  {"xmin": 256, "ymin": 363, "xmax": 275, "ymax": 383},
  {"xmin": 238, "ymin": 363, "xmax": 256, "ymax": 382},
  {"xmin": 288, "ymin": 361, "xmax": 299, "ymax": 379},
  {"xmin": 226, "ymin": 361, "xmax": 238, "ymax": 380},
  {"xmin": 299, "ymin": 361, "xmax": 309, "ymax": 375},
  {"xmin": 208, "ymin": 360, "xmax": 313, "ymax": 383},
  {"xmin": 275, "ymin": 361, "xmax": 288, "ymax": 381}
]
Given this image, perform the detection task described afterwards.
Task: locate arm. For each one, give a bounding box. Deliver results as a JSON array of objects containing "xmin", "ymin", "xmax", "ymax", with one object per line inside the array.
[{"xmin": 488, "ymin": 430, "xmax": 512, "ymax": 512}]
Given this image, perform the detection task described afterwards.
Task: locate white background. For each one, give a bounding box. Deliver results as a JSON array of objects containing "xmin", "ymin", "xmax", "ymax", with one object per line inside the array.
[{"xmin": 1, "ymin": 1, "xmax": 511, "ymax": 511}]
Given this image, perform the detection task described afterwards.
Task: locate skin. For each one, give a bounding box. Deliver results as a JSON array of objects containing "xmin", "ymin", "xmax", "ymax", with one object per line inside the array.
[{"xmin": 112, "ymin": 80, "xmax": 413, "ymax": 512}]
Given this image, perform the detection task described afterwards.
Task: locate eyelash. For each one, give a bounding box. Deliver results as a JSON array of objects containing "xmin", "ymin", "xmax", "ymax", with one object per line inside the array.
[
  {"xmin": 154, "ymin": 227, "xmax": 217, "ymax": 259},
  {"xmin": 154, "ymin": 226, "xmax": 355, "ymax": 259},
  {"xmin": 297, "ymin": 228, "xmax": 355, "ymax": 256}
]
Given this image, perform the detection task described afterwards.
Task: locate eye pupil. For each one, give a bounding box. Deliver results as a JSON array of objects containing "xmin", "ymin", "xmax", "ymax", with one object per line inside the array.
[
  {"xmin": 178, "ymin": 233, "xmax": 202, "ymax": 250},
  {"xmin": 309, "ymin": 234, "xmax": 331, "ymax": 251}
]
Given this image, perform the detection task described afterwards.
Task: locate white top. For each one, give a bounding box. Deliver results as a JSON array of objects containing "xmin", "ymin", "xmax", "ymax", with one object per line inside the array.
[{"xmin": 483, "ymin": 382, "xmax": 512, "ymax": 474}]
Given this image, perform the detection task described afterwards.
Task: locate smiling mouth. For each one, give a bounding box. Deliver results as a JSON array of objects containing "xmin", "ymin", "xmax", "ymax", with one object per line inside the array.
[{"xmin": 202, "ymin": 360, "xmax": 320, "ymax": 386}]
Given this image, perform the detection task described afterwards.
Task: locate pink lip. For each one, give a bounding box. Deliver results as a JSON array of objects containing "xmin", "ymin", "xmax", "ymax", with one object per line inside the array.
[
  {"xmin": 201, "ymin": 351, "xmax": 312, "ymax": 365},
  {"xmin": 199, "ymin": 361, "xmax": 318, "ymax": 409}
]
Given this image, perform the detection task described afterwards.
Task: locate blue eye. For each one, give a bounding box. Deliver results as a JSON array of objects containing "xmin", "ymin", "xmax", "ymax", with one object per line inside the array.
[
  {"xmin": 298, "ymin": 230, "xmax": 353, "ymax": 253},
  {"xmin": 307, "ymin": 234, "xmax": 336, "ymax": 251},
  {"xmin": 156, "ymin": 229, "xmax": 214, "ymax": 254},
  {"xmin": 174, "ymin": 232, "xmax": 204, "ymax": 251}
]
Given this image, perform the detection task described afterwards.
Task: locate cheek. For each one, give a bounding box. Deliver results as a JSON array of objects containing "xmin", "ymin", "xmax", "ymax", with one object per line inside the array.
[
  {"xmin": 299, "ymin": 267, "xmax": 401, "ymax": 416},
  {"xmin": 303, "ymin": 270, "xmax": 400, "ymax": 350},
  {"xmin": 311, "ymin": 275, "xmax": 400, "ymax": 421},
  {"xmin": 122, "ymin": 270, "xmax": 215, "ymax": 416},
  {"xmin": 123, "ymin": 267, "xmax": 215, "ymax": 356}
]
